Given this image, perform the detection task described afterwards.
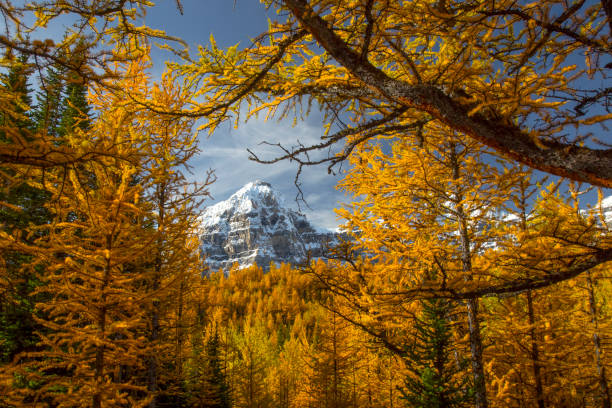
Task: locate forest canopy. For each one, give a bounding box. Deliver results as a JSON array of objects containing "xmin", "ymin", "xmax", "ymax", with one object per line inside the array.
[
  {"xmin": 0, "ymin": 0, "xmax": 610, "ymax": 407},
  {"xmin": 169, "ymin": 0, "xmax": 612, "ymax": 187}
]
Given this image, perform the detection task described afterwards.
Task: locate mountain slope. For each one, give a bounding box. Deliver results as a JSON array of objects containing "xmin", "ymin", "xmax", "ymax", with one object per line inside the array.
[{"xmin": 200, "ymin": 181, "xmax": 339, "ymax": 272}]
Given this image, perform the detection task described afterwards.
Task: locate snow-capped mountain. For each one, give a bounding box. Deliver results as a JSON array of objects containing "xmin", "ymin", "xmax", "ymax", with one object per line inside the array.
[
  {"xmin": 600, "ymin": 196, "xmax": 612, "ymax": 224},
  {"xmin": 200, "ymin": 180, "xmax": 340, "ymax": 272}
]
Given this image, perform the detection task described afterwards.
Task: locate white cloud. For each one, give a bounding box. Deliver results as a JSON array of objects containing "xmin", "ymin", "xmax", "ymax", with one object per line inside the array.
[{"xmin": 190, "ymin": 112, "xmax": 348, "ymax": 231}]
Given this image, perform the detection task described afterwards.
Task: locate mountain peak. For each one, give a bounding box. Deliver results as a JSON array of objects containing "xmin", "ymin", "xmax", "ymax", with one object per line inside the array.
[
  {"xmin": 243, "ymin": 179, "xmax": 271, "ymax": 189},
  {"xmin": 230, "ymin": 179, "xmax": 285, "ymax": 208},
  {"xmin": 200, "ymin": 181, "xmax": 340, "ymax": 273},
  {"xmin": 201, "ymin": 181, "xmax": 287, "ymax": 230},
  {"xmin": 235, "ymin": 179, "xmax": 273, "ymax": 194}
]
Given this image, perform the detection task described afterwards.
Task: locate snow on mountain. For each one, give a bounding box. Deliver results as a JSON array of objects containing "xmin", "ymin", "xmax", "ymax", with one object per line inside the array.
[
  {"xmin": 199, "ymin": 181, "xmax": 611, "ymax": 273},
  {"xmin": 600, "ymin": 196, "xmax": 612, "ymax": 224},
  {"xmin": 200, "ymin": 180, "xmax": 340, "ymax": 273}
]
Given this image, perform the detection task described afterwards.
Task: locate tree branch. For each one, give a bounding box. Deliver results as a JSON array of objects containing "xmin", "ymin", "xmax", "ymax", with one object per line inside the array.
[
  {"xmin": 282, "ymin": 0, "xmax": 612, "ymax": 188},
  {"xmin": 375, "ymin": 248, "xmax": 612, "ymax": 300}
]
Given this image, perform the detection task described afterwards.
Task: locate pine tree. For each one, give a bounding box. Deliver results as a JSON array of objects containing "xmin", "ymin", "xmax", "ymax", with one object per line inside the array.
[
  {"xmin": 189, "ymin": 331, "xmax": 231, "ymax": 408},
  {"xmin": 0, "ymin": 181, "xmax": 50, "ymax": 363},
  {"xmin": 32, "ymin": 64, "xmax": 65, "ymax": 137},
  {"xmin": 0, "ymin": 54, "xmax": 33, "ymax": 137},
  {"xmin": 57, "ymin": 72, "xmax": 90, "ymax": 137},
  {"xmin": 400, "ymin": 296, "xmax": 473, "ymax": 408},
  {"xmin": 0, "ymin": 55, "xmax": 51, "ymax": 365}
]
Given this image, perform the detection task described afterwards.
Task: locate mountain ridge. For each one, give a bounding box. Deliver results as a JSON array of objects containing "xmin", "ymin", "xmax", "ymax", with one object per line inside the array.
[{"xmin": 199, "ymin": 180, "xmax": 340, "ymax": 272}]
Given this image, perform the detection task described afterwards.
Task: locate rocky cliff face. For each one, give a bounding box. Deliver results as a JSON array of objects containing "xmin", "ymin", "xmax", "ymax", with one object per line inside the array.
[
  {"xmin": 200, "ymin": 182, "xmax": 612, "ymax": 273},
  {"xmin": 200, "ymin": 181, "xmax": 340, "ymax": 272}
]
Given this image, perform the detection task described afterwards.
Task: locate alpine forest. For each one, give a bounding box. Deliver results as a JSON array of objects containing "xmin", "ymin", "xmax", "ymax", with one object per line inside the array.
[{"xmin": 0, "ymin": 1, "xmax": 610, "ymax": 407}]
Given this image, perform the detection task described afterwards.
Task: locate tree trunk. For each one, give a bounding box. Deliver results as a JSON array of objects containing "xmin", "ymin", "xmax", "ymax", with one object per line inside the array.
[
  {"xmin": 465, "ymin": 297, "xmax": 487, "ymax": 408},
  {"xmin": 451, "ymin": 146, "xmax": 488, "ymax": 408},
  {"xmin": 93, "ymin": 236, "xmax": 112, "ymax": 408},
  {"xmin": 389, "ymin": 354, "xmax": 394, "ymax": 408},
  {"xmin": 148, "ymin": 186, "xmax": 166, "ymax": 408},
  {"xmin": 332, "ymin": 311, "xmax": 339, "ymax": 408},
  {"xmin": 176, "ymin": 280, "xmax": 184, "ymax": 379},
  {"xmin": 147, "ymin": 300, "xmax": 159, "ymax": 408},
  {"xmin": 527, "ymin": 291, "xmax": 546, "ymax": 408},
  {"xmin": 249, "ymin": 348, "xmax": 255, "ymax": 408},
  {"xmin": 587, "ymin": 272, "xmax": 611, "ymax": 408},
  {"xmin": 516, "ymin": 179, "xmax": 546, "ymax": 408}
]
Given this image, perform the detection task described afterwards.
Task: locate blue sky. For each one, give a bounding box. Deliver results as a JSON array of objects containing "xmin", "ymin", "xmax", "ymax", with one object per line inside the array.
[
  {"xmin": 144, "ymin": 1, "xmax": 348, "ymax": 231},
  {"xmin": 31, "ymin": 0, "xmax": 610, "ymax": 227}
]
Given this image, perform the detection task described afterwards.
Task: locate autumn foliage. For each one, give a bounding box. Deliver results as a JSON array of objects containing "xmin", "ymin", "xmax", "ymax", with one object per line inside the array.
[{"xmin": 0, "ymin": 0, "xmax": 611, "ymax": 407}]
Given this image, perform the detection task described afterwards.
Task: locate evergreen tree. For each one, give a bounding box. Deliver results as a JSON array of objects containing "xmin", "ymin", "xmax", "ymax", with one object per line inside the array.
[
  {"xmin": 32, "ymin": 64, "xmax": 65, "ymax": 137},
  {"xmin": 192, "ymin": 332, "xmax": 231, "ymax": 408},
  {"xmin": 0, "ymin": 181, "xmax": 50, "ymax": 363},
  {"xmin": 0, "ymin": 55, "xmax": 51, "ymax": 364},
  {"xmin": 0, "ymin": 54, "xmax": 34, "ymax": 138},
  {"xmin": 399, "ymin": 297, "xmax": 473, "ymax": 408},
  {"xmin": 58, "ymin": 72, "xmax": 90, "ymax": 136}
]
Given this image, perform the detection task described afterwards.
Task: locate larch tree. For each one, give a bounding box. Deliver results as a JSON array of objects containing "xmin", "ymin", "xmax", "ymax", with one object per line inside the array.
[
  {"xmin": 567, "ymin": 185, "xmax": 611, "ymax": 408},
  {"xmin": 270, "ymin": 333, "xmax": 305, "ymax": 408},
  {"xmin": 584, "ymin": 266, "xmax": 612, "ymax": 408},
  {"xmin": 0, "ymin": 0, "xmax": 185, "ymax": 180},
  {"xmin": 485, "ymin": 276, "xmax": 608, "ymax": 407},
  {"xmin": 505, "ymin": 172, "xmax": 546, "ymax": 408},
  {"xmin": 168, "ymin": 0, "xmax": 611, "ymax": 188},
  {"xmin": 314, "ymin": 124, "xmax": 532, "ymax": 408},
  {"xmin": 485, "ymin": 278, "xmax": 567, "ymax": 406},
  {"xmin": 541, "ymin": 187, "xmax": 612, "ymax": 408},
  {"xmin": 485, "ymin": 182, "xmax": 612, "ymax": 407},
  {"xmin": 0, "ymin": 53, "xmax": 210, "ymax": 407},
  {"xmin": 485, "ymin": 174, "xmax": 559, "ymax": 407},
  {"xmin": 1, "ymin": 59, "xmax": 157, "ymax": 407},
  {"xmin": 138, "ymin": 70, "xmax": 214, "ymax": 407},
  {"xmin": 230, "ymin": 318, "xmax": 276, "ymax": 408},
  {"xmin": 296, "ymin": 302, "xmax": 360, "ymax": 408},
  {"xmin": 5, "ymin": 0, "xmax": 609, "ymax": 188}
]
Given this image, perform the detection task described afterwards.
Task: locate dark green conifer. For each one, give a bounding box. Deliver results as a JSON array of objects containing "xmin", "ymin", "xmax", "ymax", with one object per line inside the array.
[
  {"xmin": 0, "ymin": 56, "xmax": 51, "ymax": 363},
  {"xmin": 189, "ymin": 332, "xmax": 231, "ymax": 408},
  {"xmin": 57, "ymin": 73, "xmax": 90, "ymax": 137},
  {"xmin": 32, "ymin": 65, "xmax": 64, "ymax": 137},
  {"xmin": 399, "ymin": 297, "xmax": 473, "ymax": 408},
  {"xmin": 0, "ymin": 55, "xmax": 34, "ymax": 139}
]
